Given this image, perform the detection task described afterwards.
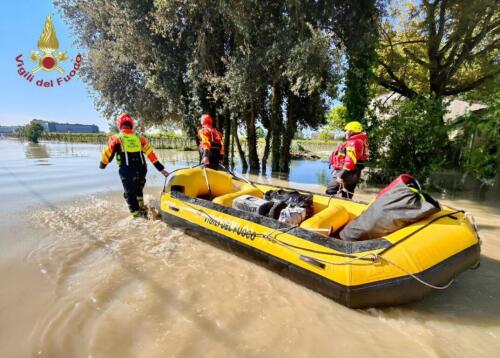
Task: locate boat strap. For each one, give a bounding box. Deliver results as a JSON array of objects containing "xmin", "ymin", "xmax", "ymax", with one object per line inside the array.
[
  {"xmin": 177, "ymin": 198, "xmax": 474, "ymax": 290},
  {"xmin": 377, "ymin": 210, "xmax": 464, "ymax": 256}
]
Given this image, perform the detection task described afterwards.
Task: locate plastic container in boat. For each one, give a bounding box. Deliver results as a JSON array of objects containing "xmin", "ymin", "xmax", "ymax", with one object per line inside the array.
[{"xmin": 232, "ymin": 195, "xmax": 274, "ymax": 216}]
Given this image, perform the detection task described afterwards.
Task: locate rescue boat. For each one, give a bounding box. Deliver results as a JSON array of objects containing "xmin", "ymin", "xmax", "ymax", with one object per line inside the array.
[{"xmin": 158, "ymin": 167, "xmax": 481, "ymax": 308}]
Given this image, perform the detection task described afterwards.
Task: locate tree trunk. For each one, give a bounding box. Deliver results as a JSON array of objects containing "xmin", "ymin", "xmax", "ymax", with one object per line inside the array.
[
  {"xmin": 245, "ymin": 101, "xmax": 260, "ymax": 172},
  {"xmin": 279, "ymin": 92, "xmax": 298, "ymax": 172},
  {"xmin": 260, "ymin": 89, "xmax": 271, "ymax": 172},
  {"xmin": 262, "ymin": 129, "xmax": 272, "ymax": 173},
  {"xmin": 270, "ymin": 85, "xmax": 282, "ymax": 172},
  {"xmin": 230, "ymin": 128, "xmax": 235, "ymax": 169},
  {"xmin": 233, "ymin": 118, "xmax": 248, "ymax": 170},
  {"xmin": 222, "ymin": 112, "xmax": 231, "ymax": 166}
]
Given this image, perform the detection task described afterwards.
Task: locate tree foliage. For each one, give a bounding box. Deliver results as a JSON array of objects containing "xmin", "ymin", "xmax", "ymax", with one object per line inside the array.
[
  {"xmin": 56, "ymin": 0, "xmax": 383, "ymax": 172},
  {"xmin": 340, "ymin": 0, "xmax": 380, "ymax": 121},
  {"xmin": 456, "ymin": 77, "xmax": 500, "ymax": 184},
  {"xmin": 375, "ymin": 0, "xmax": 500, "ymax": 99},
  {"xmin": 325, "ymin": 105, "xmax": 349, "ymax": 131},
  {"xmin": 20, "ymin": 121, "xmax": 44, "ymax": 143},
  {"xmin": 368, "ymin": 96, "xmax": 449, "ymax": 182}
]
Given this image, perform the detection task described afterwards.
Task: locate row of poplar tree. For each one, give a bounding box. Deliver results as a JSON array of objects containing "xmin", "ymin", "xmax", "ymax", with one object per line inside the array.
[
  {"xmin": 56, "ymin": 0, "xmax": 498, "ymax": 175},
  {"xmin": 56, "ymin": 0, "xmax": 379, "ymax": 172}
]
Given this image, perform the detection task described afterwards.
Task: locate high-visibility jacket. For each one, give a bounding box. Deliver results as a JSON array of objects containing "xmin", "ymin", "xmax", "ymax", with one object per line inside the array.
[
  {"xmin": 329, "ymin": 133, "xmax": 369, "ymax": 175},
  {"xmin": 99, "ymin": 129, "xmax": 165, "ymax": 171},
  {"xmin": 197, "ymin": 124, "xmax": 224, "ymax": 159}
]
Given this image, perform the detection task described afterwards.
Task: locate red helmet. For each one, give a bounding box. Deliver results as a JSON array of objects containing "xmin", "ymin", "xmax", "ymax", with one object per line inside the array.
[
  {"xmin": 200, "ymin": 114, "xmax": 213, "ymax": 126},
  {"xmin": 116, "ymin": 113, "xmax": 134, "ymax": 129}
]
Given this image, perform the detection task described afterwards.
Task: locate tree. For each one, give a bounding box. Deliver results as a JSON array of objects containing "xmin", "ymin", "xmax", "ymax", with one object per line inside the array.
[
  {"xmin": 20, "ymin": 121, "xmax": 44, "ymax": 143},
  {"xmin": 255, "ymin": 127, "xmax": 265, "ymax": 139},
  {"xmin": 325, "ymin": 105, "xmax": 349, "ymax": 131},
  {"xmin": 55, "ymin": 0, "xmax": 377, "ymax": 173},
  {"xmin": 456, "ymin": 76, "xmax": 500, "ymax": 184},
  {"xmin": 340, "ymin": 0, "xmax": 380, "ymax": 121},
  {"xmin": 375, "ymin": 0, "xmax": 500, "ymax": 100},
  {"xmin": 367, "ymin": 0, "xmax": 499, "ymax": 182},
  {"xmin": 368, "ymin": 96, "xmax": 449, "ymax": 182}
]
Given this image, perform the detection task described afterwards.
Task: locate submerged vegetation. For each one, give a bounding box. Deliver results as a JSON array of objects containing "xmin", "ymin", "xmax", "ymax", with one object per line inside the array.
[{"xmin": 18, "ymin": 121, "xmax": 44, "ymax": 144}]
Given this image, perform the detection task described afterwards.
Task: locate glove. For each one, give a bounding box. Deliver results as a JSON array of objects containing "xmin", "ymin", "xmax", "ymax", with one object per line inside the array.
[
  {"xmin": 161, "ymin": 169, "xmax": 169, "ymax": 177},
  {"xmin": 201, "ymin": 156, "xmax": 210, "ymax": 165}
]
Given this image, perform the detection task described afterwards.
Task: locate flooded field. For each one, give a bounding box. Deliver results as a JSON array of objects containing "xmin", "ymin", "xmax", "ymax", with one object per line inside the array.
[{"xmin": 1, "ymin": 138, "xmax": 499, "ymax": 357}]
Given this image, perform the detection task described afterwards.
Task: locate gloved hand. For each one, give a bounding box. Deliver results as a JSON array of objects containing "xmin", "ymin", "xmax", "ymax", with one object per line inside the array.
[
  {"xmin": 161, "ymin": 169, "xmax": 169, "ymax": 177},
  {"xmin": 201, "ymin": 156, "xmax": 210, "ymax": 165}
]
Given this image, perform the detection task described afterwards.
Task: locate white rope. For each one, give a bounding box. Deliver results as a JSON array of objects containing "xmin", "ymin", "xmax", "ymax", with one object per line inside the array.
[
  {"xmin": 337, "ymin": 183, "xmax": 355, "ymax": 197},
  {"xmin": 171, "ymin": 194, "xmax": 455, "ymax": 290},
  {"xmin": 376, "ymin": 255, "xmax": 455, "ymax": 290},
  {"xmin": 219, "ymin": 164, "xmax": 261, "ymax": 190},
  {"xmin": 464, "ymin": 211, "xmax": 482, "ymax": 244},
  {"xmin": 260, "ymin": 231, "xmax": 455, "ymax": 289},
  {"xmin": 202, "ymin": 167, "xmax": 212, "ymax": 198}
]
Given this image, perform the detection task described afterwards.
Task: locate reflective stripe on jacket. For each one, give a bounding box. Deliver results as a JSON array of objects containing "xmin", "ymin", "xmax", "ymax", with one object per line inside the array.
[
  {"xmin": 329, "ymin": 132, "xmax": 369, "ymax": 171},
  {"xmin": 197, "ymin": 125, "xmax": 225, "ymax": 157},
  {"xmin": 100, "ymin": 129, "xmax": 164, "ymax": 171}
]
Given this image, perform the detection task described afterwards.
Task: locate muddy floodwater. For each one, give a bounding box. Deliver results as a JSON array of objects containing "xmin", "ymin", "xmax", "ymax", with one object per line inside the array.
[{"xmin": 1, "ymin": 138, "xmax": 499, "ymax": 357}]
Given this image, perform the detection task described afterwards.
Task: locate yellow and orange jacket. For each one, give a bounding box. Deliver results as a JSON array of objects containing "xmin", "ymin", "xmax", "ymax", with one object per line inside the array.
[
  {"xmin": 197, "ymin": 124, "xmax": 224, "ymax": 159},
  {"xmin": 329, "ymin": 133, "xmax": 369, "ymax": 178},
  {"xmin": 99, "ymin": 129, "xmax": 165, "ymax": 171}
]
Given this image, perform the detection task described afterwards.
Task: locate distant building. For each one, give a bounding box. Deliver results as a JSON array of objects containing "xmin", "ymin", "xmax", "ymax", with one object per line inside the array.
[
  {"xmin": 0, "ymin": 125, "xmax": 20, "ymax": 134},
  {"xmin": 33, "ymin": 119, "xmax": 100, "ymax": 133},
  {"xmin": 371, "ymin": 93, "xmax": 488, "ymax": 123},
  {"xmin": 371, "ymin": 93, "xmax": 488, "ymax": 140}
]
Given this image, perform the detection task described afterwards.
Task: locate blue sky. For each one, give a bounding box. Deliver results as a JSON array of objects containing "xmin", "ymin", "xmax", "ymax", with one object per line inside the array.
[{"xmin": 0, "ymin": 1, "xmax": 109, "ymax": 130}]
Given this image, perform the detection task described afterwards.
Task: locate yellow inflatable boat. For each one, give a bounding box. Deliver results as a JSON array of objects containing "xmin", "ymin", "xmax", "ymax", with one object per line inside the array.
[{"xmin": 159, "ymin": 167, "xmax": 481, "ymax": 308}]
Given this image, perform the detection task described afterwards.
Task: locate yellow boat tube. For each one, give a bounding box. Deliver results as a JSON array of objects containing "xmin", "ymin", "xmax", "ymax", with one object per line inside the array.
[{"xmin": 159, "ymin": 168, "xmax": 481, "ymax": 308}]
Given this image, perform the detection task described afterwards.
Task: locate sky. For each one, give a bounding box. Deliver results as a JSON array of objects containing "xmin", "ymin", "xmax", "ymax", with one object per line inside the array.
[{"xmin": 0, "ymin": 1, "xmax": 109, "ymax": 131}]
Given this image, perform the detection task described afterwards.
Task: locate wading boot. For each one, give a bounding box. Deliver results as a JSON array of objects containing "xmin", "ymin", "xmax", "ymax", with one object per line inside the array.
[{"xmin": 131, "ymin": 210, "xmax": 142, "ymax": 218}]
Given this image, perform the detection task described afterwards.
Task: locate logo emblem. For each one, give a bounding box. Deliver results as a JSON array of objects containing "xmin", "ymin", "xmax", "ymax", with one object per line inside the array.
[
  {"xmin": 15, "ymin": 14, "xmax": 83, "ymax": 88},
  {"xmin": 30, "ymin": 15, "xmax": 68, "ymax": 74}
]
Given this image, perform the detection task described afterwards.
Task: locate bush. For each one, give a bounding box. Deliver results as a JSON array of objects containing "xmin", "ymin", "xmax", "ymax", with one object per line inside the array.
[
  {"xmin": 318, "ymin": 131, "xmax": 331, "ymax": 143},
  {"xmin": 20, "ymin": 121, "xmax": 45, "ymax": 143},
  {"xmin": 368, "ymin": 96, "xmax": 449, "ymax": 183},
  {"xmin": 459, "ymin": 101, "xmax": 500, "ymax": 185}
]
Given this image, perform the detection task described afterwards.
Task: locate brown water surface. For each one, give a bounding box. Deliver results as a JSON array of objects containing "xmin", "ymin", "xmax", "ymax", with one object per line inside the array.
[{"xmin": 1, "ymin": 138, "xmax": 499, "ymax": 357}]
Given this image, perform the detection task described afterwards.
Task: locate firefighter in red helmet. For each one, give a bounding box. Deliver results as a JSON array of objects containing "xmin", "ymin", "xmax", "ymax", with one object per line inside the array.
[
  {"xmin": 197, "ymin": 114, "xmax": 224, "ymax": 169},
  {"xmin": 100, "ymin": 113, "xmax": 169, "ymax": 218}
]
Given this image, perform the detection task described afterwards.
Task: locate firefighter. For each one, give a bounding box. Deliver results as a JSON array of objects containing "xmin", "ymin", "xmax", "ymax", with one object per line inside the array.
[
  {"xmin": 326, "ymin": 121, "xmax": 369, "ymax": 199},
  {"xmin": 197, "ymin": 114, "xmax": 224, "ymax": 169},
  {"xmin": 99, "ymin": 113, "xmax": 169, "ymax": 218}
]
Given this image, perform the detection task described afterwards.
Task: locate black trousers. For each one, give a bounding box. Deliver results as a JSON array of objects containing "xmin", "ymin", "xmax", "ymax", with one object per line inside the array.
[
  {"xmin": 119, "ymin": 164, "xmax": 147, "ymax": 213},
  {"xmin": 202, "ymin": 149, "xmax": 222, "ymax": 170},
  {"xmin": 325, "ymin": 168, "xmax": 361, "ymax": 199}
]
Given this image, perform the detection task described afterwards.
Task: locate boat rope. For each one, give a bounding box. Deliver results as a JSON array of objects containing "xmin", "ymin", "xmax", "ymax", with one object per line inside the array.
[
  {"xmin": 218, "ymin": 164, "xmax": 260, "ymax": 190},
  {"xmin": 337, "ymin": 183, "xmax": 355, "ymax": 197},
  {"xmin": 172, "ymin": 197, "xmax": 468, "ymax": 290},
  {"xmin": 375, "ymin": 255, "xmax": 455, "ymax": 290},
  {"xmin": 464, "ymin": 211, "xmax": 482, "ymax": 244},
  {"xmin": 252, "ymin": 230, "xmax": 455, "ymax": 290},
  {"xmin": 180, "ymin": 199, "xmax": 377, "ymax": 261},
  {"xmin": 377, "ymin": 210, "xmax": 464, "ymax": 255},
  {"xmin": 202, "ymin": 166, "xmax": 213, "ymax": 199}
]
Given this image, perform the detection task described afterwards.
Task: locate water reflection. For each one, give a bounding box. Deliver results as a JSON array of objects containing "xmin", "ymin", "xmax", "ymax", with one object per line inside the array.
[
  {"xmin": 2, "ymin": 139, "xmax": 499, "ymax": 208},
  {"xmin": 24, "ymin": 143, "xmax": 50, "ymax": 160},
  {"xmin": 0, "ymin": 138, "xmax": 499, "ymax": 357}
]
